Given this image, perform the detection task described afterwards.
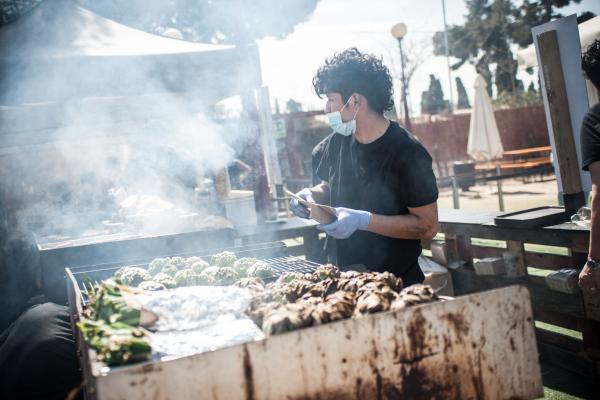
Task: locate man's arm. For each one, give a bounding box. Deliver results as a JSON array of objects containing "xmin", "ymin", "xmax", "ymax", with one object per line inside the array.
[
  {"xmin": 581, "ymin": 161, "xmax": 600, "ymax": 292},
  {"xmin": 367, "ymin": 201, "xmax": 439, "ymax": 240}
]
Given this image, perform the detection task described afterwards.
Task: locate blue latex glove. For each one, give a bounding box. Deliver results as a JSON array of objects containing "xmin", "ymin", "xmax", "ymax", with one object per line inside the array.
[
  {"xmin": 289, "ymin": 188, "xmax": 315, "ymax": 219},
  {"xmin": 317, "ymin": 207, "xmax": 371, "ymax": 239}
]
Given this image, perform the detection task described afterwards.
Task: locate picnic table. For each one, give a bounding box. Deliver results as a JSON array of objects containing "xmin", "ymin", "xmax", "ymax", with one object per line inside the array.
[{"xmin": 473, "ymin": 145, "xmax": 553, "ymax": 181}]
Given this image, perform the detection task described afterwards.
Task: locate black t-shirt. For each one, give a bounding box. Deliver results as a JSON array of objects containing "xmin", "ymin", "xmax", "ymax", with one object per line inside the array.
[
  {"xmin": 312, "ymin": 121, "xmax": 438, "ymax": 283},
  {"xmin": 581, "ymin": 103, "xmax": 600, "ymax": 171}
]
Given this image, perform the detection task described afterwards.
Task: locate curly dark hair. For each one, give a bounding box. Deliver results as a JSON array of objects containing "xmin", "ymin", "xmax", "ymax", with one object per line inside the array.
[
  {"xmin": 312, "ymin": 48, "xmax": 394, "ymax": 114},
  {"xmin": 583, "ymin": 39, "xmax": 600, "ymax": 90}
]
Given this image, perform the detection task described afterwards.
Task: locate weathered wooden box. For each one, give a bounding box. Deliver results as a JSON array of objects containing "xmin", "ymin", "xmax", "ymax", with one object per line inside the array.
[{"xmin": 67, "ymin": 269, "xmax": 543, "ymax": 400}]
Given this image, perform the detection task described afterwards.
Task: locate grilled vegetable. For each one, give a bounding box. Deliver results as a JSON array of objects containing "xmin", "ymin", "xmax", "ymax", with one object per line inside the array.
[
  {"xmin": 87, "ymin": 279, "xmax": 141, "ymax": 325},
  {"xmin": 247, "ymin": 261, "xmax": 274, "ymax": 279},
  {"xmin": 148, "ymin": 258, "xmax": 170, "ymax": 276},
  {"xmin": 190, "ymin": 260, "xmax": 210, "ymax": 274},
  {"xmin": 152, "ymin": 273, "xmax": 177, "ymax": 289},
  {"xmin": 77, "ymin": 319, "xmax": 151, "ymax": 366},
  {"xmin": 169, "ymin": 256, "xmax": 187, "ymax": 270},
  {"xmin": 161, "ymin": 264, "xmax": 178, "ymax": 277},
  {"xmin": 119, "ymin": 267, "xmax": 151, "ymax": 287},
  {"xmin": 174, "ymin": 269, "xmax": 197, "ymax": 287},
  {"xmin": 211, "ymin": 251, "xmax": 237, "ymax": 268},
  {"xmin": 232, "ymin": 257, "xmax": 258, "ymax": 278}
]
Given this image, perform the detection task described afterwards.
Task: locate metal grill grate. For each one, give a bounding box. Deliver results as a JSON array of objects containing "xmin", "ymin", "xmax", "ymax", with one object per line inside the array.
[{"xmin": 73, "ymin": 254, "xmax": 321, "ymax": 306}]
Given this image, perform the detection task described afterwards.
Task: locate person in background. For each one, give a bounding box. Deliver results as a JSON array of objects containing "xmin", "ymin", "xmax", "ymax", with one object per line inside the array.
[
  {"xmin": 580, "ymin": 39, "xmax": 600, "ymax": 294},
  {"xmin": 290, "ymin": 48, "xmax": 439, "ymax": 286}
]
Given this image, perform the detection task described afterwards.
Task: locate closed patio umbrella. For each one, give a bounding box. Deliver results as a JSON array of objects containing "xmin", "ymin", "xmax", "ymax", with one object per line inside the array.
[{"xmin": 467, "ymin": 74, "xmax": 504, "ymax": 161}]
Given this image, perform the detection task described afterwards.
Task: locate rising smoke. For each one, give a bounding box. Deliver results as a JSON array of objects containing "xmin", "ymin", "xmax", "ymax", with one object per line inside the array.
[{"xmin": 0, "ymin": 0, "xmax": 264, "ymax": 240}]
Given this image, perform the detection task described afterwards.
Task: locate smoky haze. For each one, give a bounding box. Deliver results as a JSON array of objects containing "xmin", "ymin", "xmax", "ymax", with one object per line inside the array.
[{"xmin": 0, "ymin": 0, "xmax": 265, "ymax": 240}]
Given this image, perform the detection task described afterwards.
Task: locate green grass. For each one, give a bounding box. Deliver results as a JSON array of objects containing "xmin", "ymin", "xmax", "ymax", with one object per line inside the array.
[
  {"xmin": 542, "ymin": 387, "xmax": 585, "ymax": 400},
  {"xmin": 535, "ymin": 321, "xmax": 582, "ymax": 340},
  {"xmin": 524, "ymin": 243, "xmax": 570, "ymax": 256}
]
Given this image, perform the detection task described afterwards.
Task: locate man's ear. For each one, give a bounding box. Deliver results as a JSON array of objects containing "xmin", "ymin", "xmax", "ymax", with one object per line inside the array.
[{"xmin": 351, "ymin": 93, "xmax": 360, "ymax": 107}]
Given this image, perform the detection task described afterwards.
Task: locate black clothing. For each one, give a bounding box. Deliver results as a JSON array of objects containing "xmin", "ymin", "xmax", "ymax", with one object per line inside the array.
[
  {"xmin": 312, "ymin": 121, "xmax": 438, "ymax": 285},
  {"xmin": 581, "ymin": 102, "xmax": 600, "ymax": 171},
  {"xmin": 0, "ymin": 303, "xmax": 82, "ymax": 400}
]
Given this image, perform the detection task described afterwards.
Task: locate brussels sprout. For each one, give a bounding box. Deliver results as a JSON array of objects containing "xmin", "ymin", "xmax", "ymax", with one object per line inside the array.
[{"xmin": 211, "ymin": 251, "xmax": 237, "ymax": 268}]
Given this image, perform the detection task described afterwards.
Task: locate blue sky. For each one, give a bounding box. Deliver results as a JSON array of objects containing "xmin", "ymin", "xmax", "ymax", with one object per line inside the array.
[{"xmin": 257, "ymin": 0, "xmax": 600, "ymax": 115}]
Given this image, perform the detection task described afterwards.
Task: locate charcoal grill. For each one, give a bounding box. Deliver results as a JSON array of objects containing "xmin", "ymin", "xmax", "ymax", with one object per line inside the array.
[
  {"xmin": 37, "ymin": 226, "xmax": 235, "ymax": 302},
  {"xmin": 66, "ymin": 272, "xmax": 544, "ymax": 400},
  {"xmin": 67, "ymin": 242, "xmax": 321, "ymax": 306},
  {"xmin": 66, "ymin": 242, "xmax": 544, "ymax": 400}
]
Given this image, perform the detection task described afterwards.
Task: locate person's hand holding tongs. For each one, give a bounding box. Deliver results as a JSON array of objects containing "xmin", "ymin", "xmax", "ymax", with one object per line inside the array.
[{"xmin": 287, "ymin": 188, "xmax": 316, "ymax": 219}]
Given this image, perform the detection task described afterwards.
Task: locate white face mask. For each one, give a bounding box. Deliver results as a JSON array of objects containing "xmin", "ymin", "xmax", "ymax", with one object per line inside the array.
[{"xmin": 325, "ymin": 96, "xmax": 359, "ymax": 136}]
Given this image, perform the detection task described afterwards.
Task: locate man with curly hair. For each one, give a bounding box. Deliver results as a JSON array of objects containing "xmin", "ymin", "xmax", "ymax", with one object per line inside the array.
[
  {"xmin": 580, "ymin": 39, "xmax": 600, "ymax": 294},
  {"xmin": 290, "ymin": 48, "xmax": 439, "ymax": 285}
]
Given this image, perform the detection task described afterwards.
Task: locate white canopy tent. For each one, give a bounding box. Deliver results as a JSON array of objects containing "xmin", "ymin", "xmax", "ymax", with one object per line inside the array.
[
  {"xmin": 517, "ymin": 16, "xmax": 600, "ymax": 69},
  {"xmin": 467, "ymin": 74, "xmax": 504, "ymax": 162},
  {"xmin": 0, "ymin": 0, "xmax": 261, "ymax": 105}
]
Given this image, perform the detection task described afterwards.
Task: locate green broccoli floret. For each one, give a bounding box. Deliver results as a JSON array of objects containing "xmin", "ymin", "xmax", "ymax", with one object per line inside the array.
[
  {"xmin": 174, "ymin": 269, "xmax": 197, "ymax": 287},
  {"xmin": 148, "ymin": 258, "xmax": 170, "ymax": 276},
  {"xmin": 211, "ymin": 251, "xmax": 237, "ymax": 268},
  {"xmin": 152, "ymin": 273, "xmax": 177, "ymax": 289},
  {"xmin": 161, "ymin": 265, "xmax": 178, "ymax": 277},
  {"xmin": 246, "ymin": 261, "xmax": 274, "ymax": 279},
  {"xmin": 138, "ymin": 281, "xmax": 166, "ymax": 291},
  {"xmin": 119, "ymin": 267, "xmax": 151, "ymax": 287},
  {"xmin": 233, "ymin": 257, "xmax": 258, "ymax": 278},
  {"xmin": 190, "ymin": 260, "xmax": 211, "ymax": 274}
]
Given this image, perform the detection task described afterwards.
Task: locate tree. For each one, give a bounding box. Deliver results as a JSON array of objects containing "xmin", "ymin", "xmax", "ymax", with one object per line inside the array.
[
  {"xmin": 433, "ymin": 0, "xmax": 519, "ymax": 95},
  {"xmin": 511, "ymin": 0, "xmax": 589, "ymax": 47},
  {"xmin": 456, "ymin": 77, "xmax": 471, "ymax": 109},
  {"xmin": 376, "ymin": 36, "xmax": 431, "ymax": 119},
  {"xmin": 79, "ymin": 0, "xmax": 320, "ymax": 44},
  {"xmin": 421, "ymin": 74, "xmax": 446, "ymax": 115},
  {"xmin": 0, "ymin": 0, "xmax": 42, "ymax": 26},
  {"xmin": 433, "ymin": 0, "xmax": 592, "ymax": 98},
  {"xmin": 285, "ymin": 99, "xmax": 302, "ymax": 113}
]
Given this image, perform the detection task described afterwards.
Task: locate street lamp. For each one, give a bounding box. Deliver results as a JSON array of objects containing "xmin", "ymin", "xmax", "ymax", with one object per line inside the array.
[{"xmin": 390, "ymin": 22, "xmax": 412, "ymax": 131}]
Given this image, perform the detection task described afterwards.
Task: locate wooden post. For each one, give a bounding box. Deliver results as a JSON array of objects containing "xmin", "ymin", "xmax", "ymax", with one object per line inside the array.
[
  {"xmin": 537, "ymin": 30, "xmax": 585, "ymax": 215},
  {"xmin": 444, "ymin": 233, "xmax": 472, "ymax": 265},
  {"xmin": 506, "ymin": 240, "xmax": 527, "ymax": 277}
]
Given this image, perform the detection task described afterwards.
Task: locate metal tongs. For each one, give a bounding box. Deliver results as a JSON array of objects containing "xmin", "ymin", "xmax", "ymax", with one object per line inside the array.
[{"xmin": 285, "ymin": 189, "xmax": 337, "ymax": 224}]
